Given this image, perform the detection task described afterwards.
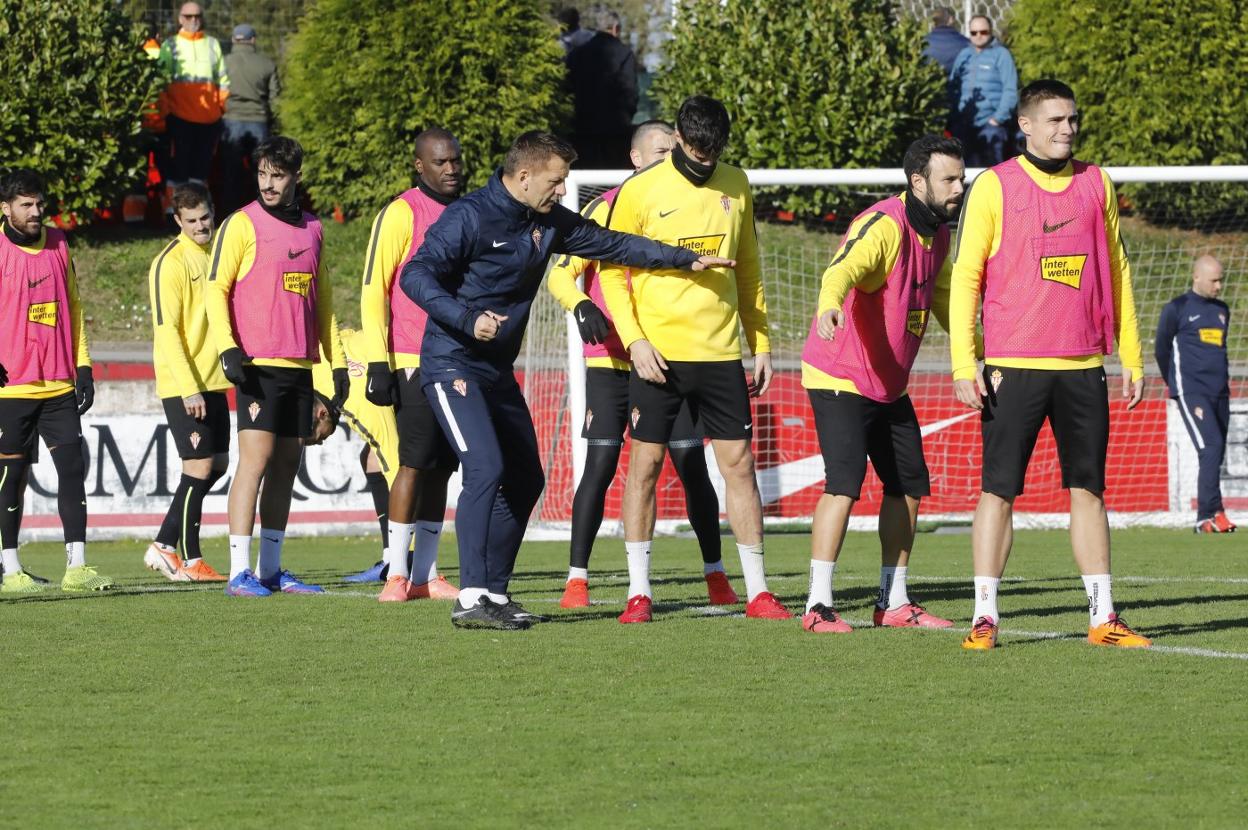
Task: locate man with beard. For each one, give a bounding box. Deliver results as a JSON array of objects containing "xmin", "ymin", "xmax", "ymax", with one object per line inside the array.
[{"xmin": 798, "ymin": 135, "xmax": 965, "ymax": 633}]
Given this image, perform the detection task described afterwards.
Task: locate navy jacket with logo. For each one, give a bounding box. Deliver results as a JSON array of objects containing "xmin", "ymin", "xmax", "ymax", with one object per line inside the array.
[
  {"xmin": 1155, "ymin": 290, "xmax": 1230, "ymax": 400},
  {"xmin": 400, "ymin": 170, "xmax": 699, "ymax": 385}
]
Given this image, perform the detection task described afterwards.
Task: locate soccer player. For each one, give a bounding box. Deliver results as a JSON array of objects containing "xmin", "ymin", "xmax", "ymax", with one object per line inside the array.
[
  {"xmin": 949, "ymin": 79, "xmax": 1151, "ymax": 649},
  {"xmin": 357, "ymin": 128, "xmax": 464, "ymax": 602},
  {"xmin": 600, "ymin": 95, "xmax": 790, "ymax": 624},
  {"xmin": 206, "ymin": 136, "xmax": 348, "ymax": 597},
  {"xmin": 1155, "ymin": 255, "xmax": 1236, "ymax": 533},
  {"xmin": 401, "ymin": 130, "xmax": 733, "ymax": 631},
  {"xmin": 0, "ymin": 169, "xmax": 114, "ymax": 594},
  {"xmin": 143, "ymin": 183, "xmax": 231, "ymax": 582},
  {"xmin": 547, "ymin": 119, "xmax": 737, "ymax": 609},
  {"xmin": 799, "ymin": 135, "xmax": 966, "ymax": 633}
]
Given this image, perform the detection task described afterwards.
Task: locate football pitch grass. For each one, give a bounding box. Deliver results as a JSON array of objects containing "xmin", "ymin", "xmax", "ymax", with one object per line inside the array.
[{"xmin": 3, "ymin": 528, "xmax": 1245, "ymax": 828}]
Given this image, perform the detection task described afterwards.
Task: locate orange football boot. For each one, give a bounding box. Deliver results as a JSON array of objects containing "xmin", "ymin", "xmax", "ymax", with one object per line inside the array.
[
  {"xmin": 182, "ymin": 559, "xmax": 227, "ymax": 582},
  {"xmin": 560, "ymin": 578, "xmax": 590, "ymax": 608},
  {"xmin": 1088, "ymin": 613, "xmax": 1152, "ymax": 648},
  {"xmin": 962, "ymin": 616, "xmax": 998, "ymax": 650}
]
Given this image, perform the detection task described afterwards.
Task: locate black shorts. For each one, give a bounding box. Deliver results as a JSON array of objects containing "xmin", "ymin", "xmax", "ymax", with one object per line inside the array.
[
  {"xmin": 235, "ymin": 365, "xmax": 313, "ymax": 438},
  {"xmin": 584, "ymin": 367, "xmax": 701, "ymax": 448},
  {"xmin": 980, "ymin": 365, "xmax": 1109, "ymax": 498},
  {"xmin": 0, "ymin": 391, "xmax": 81, "ymax": 454},
  {"xmin": 809, "ymin": 389, "xmax": 930, "ymax": 499},
  {"xmin": 628, "ymin": 360, "xmax": 751, "ymax": 444},
  {"xmin": 394, "ymin": 368, "xmax": 458, "ymax": 470},
  {"xmin": 161, "ymin": 392, "xmax": 231, "ymax": 459}
]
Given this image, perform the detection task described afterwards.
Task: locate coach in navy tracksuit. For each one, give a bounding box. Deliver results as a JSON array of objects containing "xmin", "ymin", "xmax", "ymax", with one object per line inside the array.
[
  {"xmin": 400, "ymin": 131, "xmax": 733, "ymax": 629},
  {"xmin": 1155, "ymin": 255, "xmax": 1236, "ymax": 533}
]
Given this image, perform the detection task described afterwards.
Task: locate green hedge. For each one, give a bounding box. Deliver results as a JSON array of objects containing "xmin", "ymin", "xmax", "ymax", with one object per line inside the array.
[
  {"xmin": 1008, "ymin": 0, "xmax": 1248, "ymax": 227},
  {"xmin": 653, "ymin": 0, "xmax": 945, "ymax": 218},
  {"xmin": 0, "ymin": 0, "xmax": 157, "ymax": 221},
  {"xmin": 279, "ymin": 0, "xmax": 570, "ymax": 219}
]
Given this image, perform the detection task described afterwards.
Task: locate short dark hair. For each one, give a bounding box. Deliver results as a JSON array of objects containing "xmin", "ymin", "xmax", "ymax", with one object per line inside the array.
[
  {"xmin": 253, "ymin": 135, "xmax": 304, "ymax": 174},
  {"xmin": 0, "ymin": 168, "xmax": 46, "ymax": 203},
  {"xmin": 171, "ymin": 182, "xmax": 212, "ymax": 215},
  {"xmin": 503, "ymin": 131, "xmax": 577, "ymax": 175},
  {"xmin": 931, "ymin": 6, "xmax": 956, "ymax": 27},
  {"xmin": 414, "ymin": 127, "xmax": 458, "ymax": 158},
  {"xmin": 556, "ymin": 7, "xmax": 579, "ymax": 30},
  {"xmin": 1018, "ymin": 79, "xmax": 1076, "ymax": 116},
  {"xmin": 903, "ymin": 134, "xmax": 963, "ymax": 181},
  {"xmin": 675, "ymin": 95, "xmax": 731, "ymax": 158}
]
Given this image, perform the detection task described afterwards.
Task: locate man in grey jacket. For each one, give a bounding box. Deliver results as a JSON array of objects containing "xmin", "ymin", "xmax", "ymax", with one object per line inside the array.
[{"xmin": 221, "ymin": 24, "xmax": 279, "ymax": 213}]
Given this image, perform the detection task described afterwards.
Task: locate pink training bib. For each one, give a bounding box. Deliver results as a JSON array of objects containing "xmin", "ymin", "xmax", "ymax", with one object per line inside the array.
[
  {"xmin": 388, "ymin": 188, "xmax": 446, "ymax": 357},
  {"xmin": 0, "ymin": 227, "xmax": 76, "ymax": 385}
]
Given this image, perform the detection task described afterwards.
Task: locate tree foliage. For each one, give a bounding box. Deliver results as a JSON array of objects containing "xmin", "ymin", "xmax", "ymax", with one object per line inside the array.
[
  {"xmin": 0, "ymin": 0, "xmax": 158, "ymax": 220},
  {"xmin": 1008, "ymin": 0, "xmax": 1248, "ymax": 226},
  {"xmin": 280, "ymin": 0, "xmax": 570, "ymax": 218},
  {"xmin": 653, "ymin": 0, "xmax": 945, "ymax": 216}
]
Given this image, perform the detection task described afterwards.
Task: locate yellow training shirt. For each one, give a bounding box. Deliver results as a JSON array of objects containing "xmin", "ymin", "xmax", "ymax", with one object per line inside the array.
[
  {"xmin": 0, "ymin": 226, "xmax": 90, "ymax": 400},
  {"xmin": 600, "ymin": 156, "xmax": 770, "ymax": 361},
  {"xmin": 359, "ymin": 195, "xmax": 420, "ymax": 370},
  {"xmin": 949, "ymin": 156, "xmax": 1142, "ymax": 382},
  {"xmin": 204, "ymin": 209, "xmax": 345, "ymax": 371},
  {"xmin": 312, "ymin": 327, "xmax": 399, "ymax": 485},
  {"xmin": 149, "ymin": 232, "xmax": 231, "ymax": 399}
]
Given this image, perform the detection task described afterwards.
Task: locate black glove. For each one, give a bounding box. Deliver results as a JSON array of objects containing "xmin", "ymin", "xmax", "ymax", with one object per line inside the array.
[
  {"xmin": 573, "ymin": 299, "xmax": 610, "ymax": 345},
  {"xmin": 0, "ymin": 361, "xmax": 7, "ymax": 387},
  {"xmin": 75, "ymin": 366, "xmax": 94, "ymax": 415},
  {"xmin": 220, "ymin": 348, "xmax": 247, "ymax": 385},
  {"xmin": 332, "ymin": 367, "xmax": 350, "ymax": 409},
  {"xmin": 364, "ymin": 362, "xmax": 396, "ymax": 407}
]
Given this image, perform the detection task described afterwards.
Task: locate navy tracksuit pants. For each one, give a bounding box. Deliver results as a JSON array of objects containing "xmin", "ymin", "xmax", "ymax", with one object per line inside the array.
[
  {"xmin": 1175, "ymin": 394, "xmax": 1230, "ymax": 520},
  {"xmin": 424, "ymin": 372, "xmax": 544, "ymax": 594}
]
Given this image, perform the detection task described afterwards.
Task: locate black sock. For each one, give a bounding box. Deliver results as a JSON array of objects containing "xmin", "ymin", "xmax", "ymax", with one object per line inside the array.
[
  {"xmin": 670, "ymin": 444, "xmax": 722, "ymax": 564},
  {"xmin": 569, "ymin": 442, "xmax": 622, "ymax": 570},
  {"xmin": 179, "ymin": 474, "xmax": 218, "ymax": 560},
  {"xmin": 365, "ymin": 471, "xmax": 389, "ymax": 544},
  {"xmin": 50, "ymin": 443, "xmax": 87, "ymax": 544},
  {"xmin": 155, "ymin": 475, "xmax": 194, "ymax": 551},
  {"xmin": 0, "ymin": 458, "xmax": 27, "ymax": 552}
]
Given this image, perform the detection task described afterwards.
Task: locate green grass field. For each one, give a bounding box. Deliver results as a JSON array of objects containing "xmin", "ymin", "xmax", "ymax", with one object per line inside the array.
[{"xmin": 3, "ymin": 528, "xmax": 1245, "ymax": 828}]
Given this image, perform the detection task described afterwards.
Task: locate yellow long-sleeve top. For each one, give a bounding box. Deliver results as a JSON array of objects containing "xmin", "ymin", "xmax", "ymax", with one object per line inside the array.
[
  {"xmin": 204, "ymin": 209, "xmax": 345, "ymax": 370},
  {"xmin": 359, "ymin": 195, "xmax": 420, "ymax": 370},
  {"xmin": 149, "ymin": 232, "xmax": 231, "ymax": 399},
  {"xmin": 0, "ymin": 226, "xmax": 90, "ymax": 400},
  {"xmin": 949, "ymin": 155, "xmax": 1142, "ymax": 382},
  {"xmin": 312, "ymin": 327, "xmax": 399, "ymax": 485},
  {"xmin": 546, "ymin": 196, "xmax": 630, "ymax": 371},
  {"xmin": 600, "ymin": 156, "xmax": 770, "ymax": 360},
  {"xmin": 802, "ymin": 194, "xmax": 955, "ymax": 394}
]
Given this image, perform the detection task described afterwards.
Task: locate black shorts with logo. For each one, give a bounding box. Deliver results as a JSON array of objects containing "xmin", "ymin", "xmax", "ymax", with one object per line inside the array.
[
  {"xmin": 808, "ymin": 389, "xmax": 930, "ymax": 499},
  {"xmin": 0, "ymin": 390, "xmax": 81, "ymax": 454},
  {"xmin": 235, "ymin": 365, "xmax": 313, "ymax": 438},
  {"xmin": 393, "ymin": 367, "xmax": 458, "ymax": 471},
  {"xmin": 584, "ymin": 367, "xmax": 701, "ymax": 447},
  {"xmin": 161, "ymin": 391, "xmax": 231, "ymax": 459},
  {"xmin": 627, "ymin": 360, "xmax": 751, "ymax": 444},
  {"xmin": 980, "ymin": 365, "xmax": 1109, "ymax": 497}
]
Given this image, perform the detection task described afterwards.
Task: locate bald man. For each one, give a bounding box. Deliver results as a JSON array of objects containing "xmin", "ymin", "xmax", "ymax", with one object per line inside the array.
[{"xmin": 1156, "ymin": 255, "xmax": 1236, "ymax": 533}]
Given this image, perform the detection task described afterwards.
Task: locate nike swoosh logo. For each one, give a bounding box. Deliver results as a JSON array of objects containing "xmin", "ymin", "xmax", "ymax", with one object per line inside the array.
[
  {"xmin": 27, "ymin": 276, "xmax": 49, "ymax": 289},
  {"xmin": 1188, "ymin": 315, "xmax": 1201, "ymax": 321},
  {"xmin": 1042, "ymin": 218, "xmax": 1074, "ymax": 234},
  {"xmin": 263, "ymin": 535, "xmax": 281, "ymax": 543},
  {"xmin": 492, "ymin": 241, "xmax": 507, "ymax": 248},
  {"xmin": 422, "ymin": 527, "xmax": 438, "ymax": 534},
  {"xmin": 743, "ymin": 423, "xmax": 753, "ymax": 430},
  {"xmin": 367, "ymin": 379, "xmax": 374, "ymax": 393},
  {"xmin": 658, "ymin": 209, "xmax": 678, "ymax": 218},
  {"xmin": 190, "ymin": 275, "xmax": 201, "ymax": 282},
  {"xmin": 287, "ymin": 247, "xmax": 311, "ymax": 259},
  {"xmin": 5, "ymin": 506, "xmax": 16, "ymax": 512},
  {"xmin": 577, "ymin": 311, "xmax": 585, "ymax": 322}
]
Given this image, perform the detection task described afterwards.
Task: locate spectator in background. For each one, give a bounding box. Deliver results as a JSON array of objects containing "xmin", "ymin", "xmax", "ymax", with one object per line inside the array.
[
  {"xmin": 567, "ymin": 7, "xmax": 638, "ymax": 169},
  {"xmin": 557, "ymin": 7, "xmax": 594, "ymax": 55},
  {"xmin": 158, "ymin": 2, "xmax": 229, "ymax": 207},
  {"xmin": 949, "ymin": 15, "xmax": 1017, "ymax": 166},
  {"xmin": 221, "ymin": 24, "xmax": 279, "ymax": 214},
  {"xmin": 924, "ymin": 6, "xmax": 969, "ymax": 75}
]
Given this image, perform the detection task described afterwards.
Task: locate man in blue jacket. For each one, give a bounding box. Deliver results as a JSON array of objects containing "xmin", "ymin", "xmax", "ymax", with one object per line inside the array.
[
  {"xmin": 401, "ymin": 130, "xmax": 734, "ymax": 630},
  {"xmin": 949, "ymin": 15, "xmax": 1017, "ymax": 166},
  {"xmin": 923, "ymin": 7, "xmax": 969, "ymax": 75},
  {"xmin": 1155, "ymin": 255, "xmax": 1236, "ymax": 534}
]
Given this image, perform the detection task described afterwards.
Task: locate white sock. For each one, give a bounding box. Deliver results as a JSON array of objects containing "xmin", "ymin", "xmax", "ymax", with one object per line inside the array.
[
  {"xmin": 879, "ymin": 565, "xmax": 910, "ymax": 610},
  {"xmin": 486, "ymin": 591, "xmax": 509, "ymax": 604},
  {"xmin": 256, "ymin": 528, "xmax": 284, "ymax": 580},
  {"xmin": 736, "ymin": 542, "xmax": 768, "ymax": 601},
  {"xmin": 625, "ymin": 540, "xmax": 652, "ymax": 599},
  {"xmin": 458, "ymin": 587, "xmax": 488, "ymax": 607},
  {"xmin": 1082, "ymin": 573, "xmax": 1114, "ymax": 626},
  {"xmin": 65, "ymin": 541, "xmax": 85, "ymax": 568},
  {"xmin": 387, "ymin": 522, "xmax": 414, "ymax": 579},
  {"xmin": 567, "ymin": 566, "xmax": 588, "ymax": 582},
  {"xmin": 413, "ymin": 520, "xmax": 442, "ymax": 583},
  {"xmin": 806, "ymin": 559, "xmax": 836, "ymax": 612},
  {"xmin": 703, "ymin": 560, "xmax": 725, "ymax": 576},
  {"xmin": 2, "ymin": 548, "xmax": 22, "ymax": 575},
  {"xmin": 185, "ymin": 557, "xmax": 202, "ymax": 565},
  {"xmin": 973, "ymin": 576, "xmax": 1000, "ymax": 624},
  {"xmin": 229, "ymin": 535, "xmax": 252, "ymax": 579}
]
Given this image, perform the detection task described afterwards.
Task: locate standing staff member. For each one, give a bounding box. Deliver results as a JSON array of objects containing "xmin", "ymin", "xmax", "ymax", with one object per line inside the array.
[
  {"xmin": 950, "ymin": 79, "xmax": 1150, "ymax": 650},
  {"xmin": 206, "ymin": 136, "xmax": 347, "ymax": 597},
  {"xmin": 0, "ymin": 170, "xmax": 113, "ymax": 594},
  {"xmin": 1155, "ymin": 255, "xmax": 1235, "ymax": 533}
]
